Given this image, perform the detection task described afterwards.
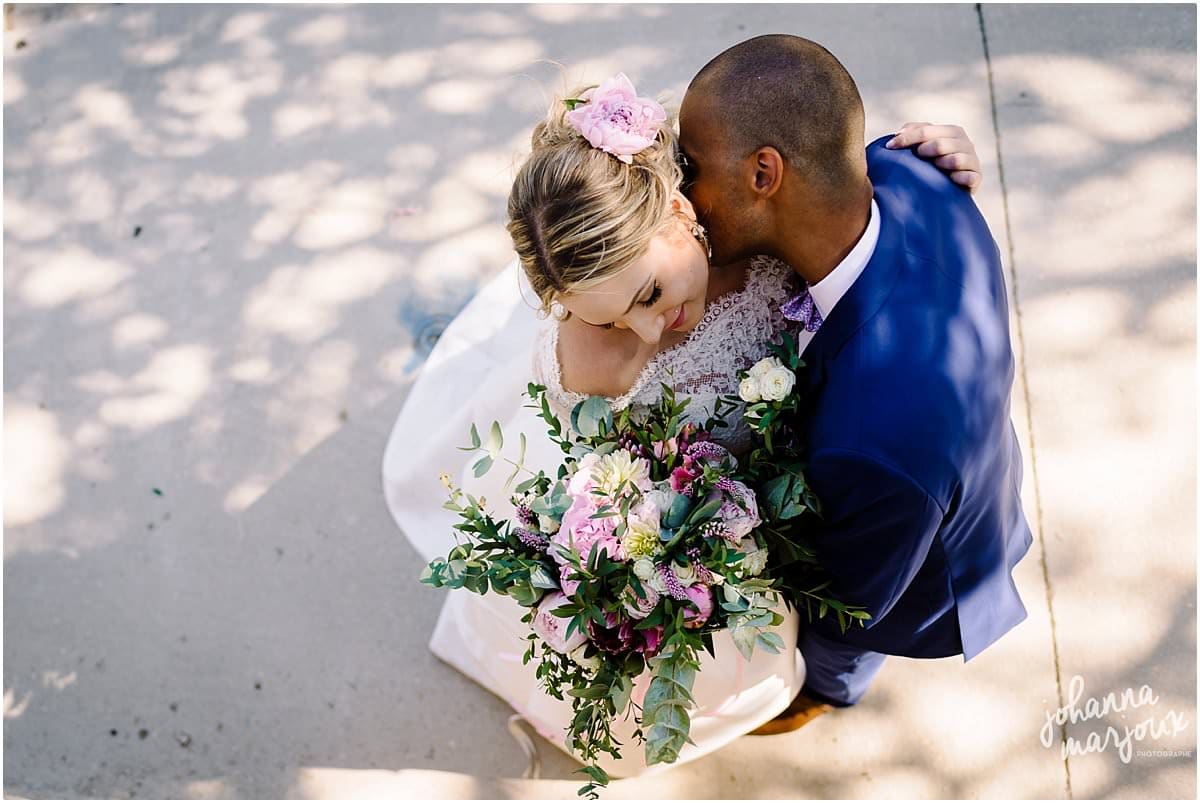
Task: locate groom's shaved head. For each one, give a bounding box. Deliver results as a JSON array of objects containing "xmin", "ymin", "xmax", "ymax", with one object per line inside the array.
[{"xmin": 686, "ymin": 34, "xmax": 866, "ymax": 199}]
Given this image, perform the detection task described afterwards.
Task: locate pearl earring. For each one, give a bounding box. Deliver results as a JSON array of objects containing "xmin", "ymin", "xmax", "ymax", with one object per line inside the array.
[{"xmin": 689, "ymin": 220, "xmax": 712, "ymax": 261}]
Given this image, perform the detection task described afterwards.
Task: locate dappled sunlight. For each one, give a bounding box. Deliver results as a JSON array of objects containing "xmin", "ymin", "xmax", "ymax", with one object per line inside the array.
[
  {"xmin": 111, "ymin": 312, "xmax": 170, "ymax": 351},
  {"xmin": 389, "ymin": 177, "xmax": 493, "ymax": 242},
  {"xmin": 1007, "ymin": 153, "xmax": 1195, "ymax": 277},
  {"xmin": 123, "ymin": 35, "xmax": 186, "ymax": 67},
  {"xmin": 376, "ymin": 50, "xmax": 437, "ymax": 89},
  {"xmin": 241, "ymin": 246, "xmax": 397, "ymax": 343},
  {"xmin": 273, "ymin": 338, "xmax": 359, "ymax": 454},
  {"xmin": 294, "ymin": 178, "xmax": 393, "ymax": 250},
  {"xmin": 441, "ymin": 8, "xmax": 529, "ymax": 37},
  {"xmin": 1051, "ymin": 594, "xmax": 1177, "ymax": 675},
  {"xmin": 4, "ymin": 402, "xmax": 70, "ymax": 528},
  {"xmin": 223, "ymin": 475, "xmax": 274, "ymax": 514},
  {"xmin": 183, "ymin": 779, "xmax": 234, "ymax": 797},
  {"xmin": 409, "ymin": 228, "xmax": 515, "ymax": 298},
  {"xmin": 5, "ymin": 69, "xmax": 27, "ymax": 104},
  {"xmin": 994, "ymin": 52, "xmax": 1194, "ymax": 145},
  {"xmin": 75, "ymin": 83, "xmax": 141, "ymax": 140},
  {"xmin": 228, "ymin": 356, "xmax": 278, "ymax": 386},
  {"xmin": 557, "ymin": 46, "xmax": 668, "ymax": 95},
  {"xmin": 421, "ymin": 77, "xmax": 502, "ymax": 115},
  {"xmin": 41, "ymin": 670, "xmax": 78, "ymax": 691},
  {"xmin": 157, "ymin": 60, "xmax": 282, "ymax": 141},
  {"xmin": 179, "ymin": 171, "xmax": 240, "ymax": 203},
  {"xmin": 292, "ymin": 766, "xmax": 485, "ymax": 799},
  {"xmin": 1006, "ymin": 121, "xmax": 1107, "ymax": 167},
  {"xmin": 97, "ymin": 345, "xmax": 214, "ymax": 431},
  {"xmin": 288, "ymin": 13, "xmax": 349, "ymax": 49},
  {"xmin": 440, "ymin": 37, "xmax": 544, "ymax": 75},
  {"xmin": 4, "ymin": 688, "xmax": 33, "ymax": 720},
  {"xmin": 246, "ymin": 161, "xmax": 344, "ymax": 247},
  {"xmin": 3, "ymin": 195, "xmax": 63, "ymax": 242},
  {"xmin": 2, "ymin": 3, "xmax": 1191, "ymax": 799},
  {"xmin": 63, "ymin": 168, "xmax": 118, "ymax": 223},
  {"xmin": 219, "ymin": 9, "xmax": 273, "ymax": 44}
]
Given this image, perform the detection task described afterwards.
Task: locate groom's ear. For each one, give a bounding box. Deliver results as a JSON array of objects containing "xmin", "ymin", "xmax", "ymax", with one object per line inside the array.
[{"xmin": 750, "ymin": 147, "xmax": 784, "ymax": 200}]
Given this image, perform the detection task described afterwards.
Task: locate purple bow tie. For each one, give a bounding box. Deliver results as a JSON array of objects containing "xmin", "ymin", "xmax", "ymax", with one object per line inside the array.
[{"xmin": 781, "ymin": 285, "xmax": 824, "ymax": 332}]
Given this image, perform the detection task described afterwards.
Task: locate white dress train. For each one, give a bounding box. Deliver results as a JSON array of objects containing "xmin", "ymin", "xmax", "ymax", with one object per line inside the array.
[{"xmin": 382, "ymin": 258, "xmax": 806, "ymax": 778}]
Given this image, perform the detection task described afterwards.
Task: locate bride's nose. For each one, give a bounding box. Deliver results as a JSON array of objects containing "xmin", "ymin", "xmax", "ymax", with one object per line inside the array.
[{"xmin": 627, "ymin": 308, "xmax": 668, "ymax": 345}]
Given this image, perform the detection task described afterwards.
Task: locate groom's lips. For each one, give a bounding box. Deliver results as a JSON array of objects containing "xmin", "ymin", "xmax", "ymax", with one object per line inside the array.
[{"xmin": 669, "ymin": 304, "xmax": 687, "ymax": 330}]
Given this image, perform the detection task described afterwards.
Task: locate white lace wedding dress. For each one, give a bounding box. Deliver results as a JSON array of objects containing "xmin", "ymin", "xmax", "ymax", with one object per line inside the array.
[{"xmin": 382, "ymin": 256, "xmax": 807, "ymax": 779}]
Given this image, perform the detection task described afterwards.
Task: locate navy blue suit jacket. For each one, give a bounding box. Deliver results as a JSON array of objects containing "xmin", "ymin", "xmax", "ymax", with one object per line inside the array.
[{"xmin": 794, "ymin": 136, "xmax": 1033, "ymax": 661}]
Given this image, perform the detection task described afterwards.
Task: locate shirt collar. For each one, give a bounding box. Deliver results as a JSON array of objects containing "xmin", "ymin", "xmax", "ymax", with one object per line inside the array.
[{"xmin": 807, "ymin": 198, "xmax": 881, "ymax": 318}]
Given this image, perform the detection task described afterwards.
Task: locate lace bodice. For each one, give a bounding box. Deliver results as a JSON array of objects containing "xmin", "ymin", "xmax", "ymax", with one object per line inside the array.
[{"xmin": 533, "ymin": 256, "xmax": 800, "ymax": 453}]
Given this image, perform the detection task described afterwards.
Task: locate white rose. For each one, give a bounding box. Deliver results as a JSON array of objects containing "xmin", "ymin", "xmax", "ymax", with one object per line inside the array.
[
  {"xmin": 708, "ymin": 572, "xmax": 726, "ymax": 586},
  {"xmin": 633, "ymin": 557, "xmax": 656, "ymax": 581},
  {"xmin": 538, "ymin": 514, "xmax": 560, "ymax": 534},
  {"xmin": 759, "ymin": 366, "xmax": 796, "ymax": 402},
  {"xmin": 749, "ymin": 357, "xmax": 781, "ymax": 380},
  {"xmin": 569, "ymin": 643, "xmax": 602, "ymax": 673},
  {"xmin": 643, "ymin": 488, "xmax": 675, "ymax": 516},
  {"xmin": 736, "ymin": 537, "xmax": 770, "ymax": 577},
  {"xmin": 672, "ymin": 561, "xmax": 697, "ymax": 588},
  {"xmin": 738, "ymin": 377, "xmax": 762, "ymax": 403}
]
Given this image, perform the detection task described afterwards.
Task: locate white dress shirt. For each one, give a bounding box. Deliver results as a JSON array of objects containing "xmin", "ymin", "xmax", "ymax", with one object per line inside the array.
[{"xmin": 795, "ymin": 197, "xmax": 881, "ymax": 355}]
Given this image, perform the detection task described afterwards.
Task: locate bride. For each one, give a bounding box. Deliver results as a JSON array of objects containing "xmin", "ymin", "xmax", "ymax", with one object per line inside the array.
[{"xmin": 383, "ymin": 74, "xmax": 984, "ymax": 778}]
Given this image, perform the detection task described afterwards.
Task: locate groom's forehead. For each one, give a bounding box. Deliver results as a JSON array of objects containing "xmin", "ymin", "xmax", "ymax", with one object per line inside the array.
[{"xmin": 679, "ymin": 92, "xmax": 727, "ymax": 159}]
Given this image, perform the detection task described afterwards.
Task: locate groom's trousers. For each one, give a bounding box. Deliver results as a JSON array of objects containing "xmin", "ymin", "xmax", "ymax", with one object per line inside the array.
[{"xmin": 798, "ymin": 627, "xmax": 889, "ymax": 707}]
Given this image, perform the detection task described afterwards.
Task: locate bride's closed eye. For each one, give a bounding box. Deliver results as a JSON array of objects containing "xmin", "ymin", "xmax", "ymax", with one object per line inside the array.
[
  {"xmin": 587, "ymin": 282, "xmax": 663, "ymax": 330},
  {"xmin": 640, "ymin": 282, "xmax": 663, "ymax": 308}
]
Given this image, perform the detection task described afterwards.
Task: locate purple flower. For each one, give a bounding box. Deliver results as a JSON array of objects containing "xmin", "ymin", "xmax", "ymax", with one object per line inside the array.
[
  {"xmin": 687, "ymin": 547, "xmax": 715, "ymax": 585},
  {"xmin": 687, "ymin": 441, "xmax": 731, "ymax": 465},
  {"xmin": 658, "ymin": 562, "xmax": 688, "ymax": 600},
  {"xmin": 515, "ymin": 527, "xmax": 548, "ymax": 551}
]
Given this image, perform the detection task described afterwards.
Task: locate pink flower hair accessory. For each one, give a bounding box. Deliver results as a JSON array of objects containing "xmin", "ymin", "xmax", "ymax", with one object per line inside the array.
[{"xmin": 564, "ymin": 73, "xmax": 667, "ymax": 164}]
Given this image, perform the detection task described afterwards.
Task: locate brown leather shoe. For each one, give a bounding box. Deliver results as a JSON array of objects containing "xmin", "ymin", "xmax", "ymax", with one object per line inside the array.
[{"xmin": 748, "ymin": 692, "xmax": 835, "ymax": 735}]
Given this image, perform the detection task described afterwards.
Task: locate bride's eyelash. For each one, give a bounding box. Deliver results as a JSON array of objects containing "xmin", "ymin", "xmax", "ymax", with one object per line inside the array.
[
  {"xmin": 640, "ymin": 283, "xmax": 662, "ymax": 308},
  {"xmin": 594, "ymin": 281, "xmax": 663, "ymax": 330}
]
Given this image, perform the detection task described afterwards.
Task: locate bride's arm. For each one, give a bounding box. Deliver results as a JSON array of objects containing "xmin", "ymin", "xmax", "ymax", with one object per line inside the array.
[{"xmin": 885, "ymin": 123, "xmax": 982, "ymax": 193}]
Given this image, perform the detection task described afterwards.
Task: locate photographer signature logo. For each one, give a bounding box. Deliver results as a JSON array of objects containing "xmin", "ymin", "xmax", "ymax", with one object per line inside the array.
[{"xmin": 1040, "ymin": 675, "xmax": 1190, "ymax": 762}]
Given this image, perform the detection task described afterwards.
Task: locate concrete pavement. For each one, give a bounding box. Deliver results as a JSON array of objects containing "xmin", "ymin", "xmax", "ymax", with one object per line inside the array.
[{"xmin": 3, "ymin": 3, "xmax": 1194, "ymax": 799}]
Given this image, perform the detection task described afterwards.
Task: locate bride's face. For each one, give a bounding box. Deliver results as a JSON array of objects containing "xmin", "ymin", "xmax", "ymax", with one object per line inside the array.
[{"xmin": 559, "ymin": 214, "xmax": 710, "ymax": 346}]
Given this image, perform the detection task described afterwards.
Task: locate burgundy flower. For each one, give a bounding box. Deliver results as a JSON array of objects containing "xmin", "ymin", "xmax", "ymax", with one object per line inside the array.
[{"xmin": 585, "ymin": 610, "xmax": 664, "ymax": 656}]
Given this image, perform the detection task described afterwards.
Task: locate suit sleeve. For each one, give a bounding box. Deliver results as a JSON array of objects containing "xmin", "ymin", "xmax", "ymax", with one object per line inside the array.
[{"xmin": 804, "ymin": 447, "xmax": 945, "ymax": 628}]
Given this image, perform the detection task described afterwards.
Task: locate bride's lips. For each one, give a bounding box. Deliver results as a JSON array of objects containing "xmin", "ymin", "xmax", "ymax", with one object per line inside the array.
[{"xmin": 669, "ymin": 304, "xmax": 687, "ymax": 331}]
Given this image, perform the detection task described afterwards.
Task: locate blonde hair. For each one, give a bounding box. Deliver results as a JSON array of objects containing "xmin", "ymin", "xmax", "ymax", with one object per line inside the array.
[{"xmin": 506, "ymin": 84, "xmax": 684, "ymax": 317}]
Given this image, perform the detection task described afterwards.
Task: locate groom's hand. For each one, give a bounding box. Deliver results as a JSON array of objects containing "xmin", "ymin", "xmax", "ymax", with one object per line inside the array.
[{"xmin": 886, "ymin": 122, "xmax": 982, "ymax": 194}]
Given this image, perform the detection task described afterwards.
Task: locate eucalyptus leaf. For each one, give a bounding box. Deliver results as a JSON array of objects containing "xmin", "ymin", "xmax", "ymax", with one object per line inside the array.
[
  {"xmin": 571, "ymin": 396, "xmax": 614, "ymax": 438},
  {"xmin": 529, "ymin": 564, "xmax": 560, "ymax": 590},
  {"xmin": 487, "ymin": 420, "xmax": 504, "ymax": 458}
]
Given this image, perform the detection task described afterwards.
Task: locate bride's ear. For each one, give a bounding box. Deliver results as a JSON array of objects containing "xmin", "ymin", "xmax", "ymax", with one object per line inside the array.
[{"xmin": 670, "ymin": 191, "xmax": 697, "ymax": 222}]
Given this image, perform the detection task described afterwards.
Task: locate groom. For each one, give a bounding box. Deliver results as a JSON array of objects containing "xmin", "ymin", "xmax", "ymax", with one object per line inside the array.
[{"xmin": 678, "ymin": 35, "xmax": 1033, "ymax": 728}]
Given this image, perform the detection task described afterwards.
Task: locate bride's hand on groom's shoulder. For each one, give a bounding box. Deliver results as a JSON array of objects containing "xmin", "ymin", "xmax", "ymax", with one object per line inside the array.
[{"xmin": 885, "ymin": 122, "xmax": 983, "ymax": 193}]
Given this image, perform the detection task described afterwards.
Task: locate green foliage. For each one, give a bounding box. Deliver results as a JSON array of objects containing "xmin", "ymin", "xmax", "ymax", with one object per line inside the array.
[{"xmin": 420, "ymin": 378, "xmax": 869, "ymax": 798}]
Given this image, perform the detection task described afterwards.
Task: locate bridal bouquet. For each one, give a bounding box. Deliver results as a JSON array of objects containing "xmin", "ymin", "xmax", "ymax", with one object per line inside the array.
[
  {"xmin": 420, "ymin": 384, "xmax": 844, "ymax": 797},
  {"xmin": 731, "ymin": 331, "xmax": 873, "ymax": 632}
]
